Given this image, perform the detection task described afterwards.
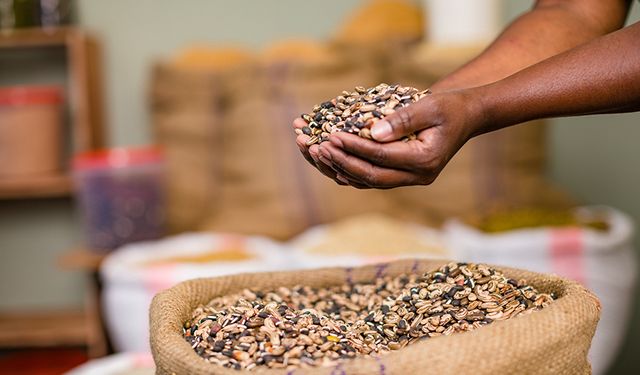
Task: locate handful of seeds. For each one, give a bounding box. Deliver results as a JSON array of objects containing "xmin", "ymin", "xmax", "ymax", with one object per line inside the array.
[
  {"xmin": 184, "ymin": 262, "xmax": 553, "ymax": 371},
  {"xmin": 296, "ymin": 83, "xmax": 431, "ymax": 145}
]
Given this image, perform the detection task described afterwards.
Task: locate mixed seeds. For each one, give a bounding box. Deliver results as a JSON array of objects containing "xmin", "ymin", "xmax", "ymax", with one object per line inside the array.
[
  {"xmin": 184, "ymin": 262, "xmax": 553, "ymax": 370},
  {"xmin": 296, "ymin": 83, "xmax": 431, "ymax": 145}
]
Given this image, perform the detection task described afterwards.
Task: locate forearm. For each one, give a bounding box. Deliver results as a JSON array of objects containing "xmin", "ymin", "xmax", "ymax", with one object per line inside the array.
[
  {"xmin": 432, "ymin": 0, "xmax": 630, "ymax": 92},
  {"xmin": 473, "ymin": 22, "xmax": 640, "ymax": 134}
]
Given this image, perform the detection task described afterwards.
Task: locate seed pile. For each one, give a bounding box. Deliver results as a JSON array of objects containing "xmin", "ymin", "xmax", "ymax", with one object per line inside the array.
[
  {"xmin": 184, "ymin": 262, "xmax": 553, "ymax": 370},
  {"xmin": 295, "ymin": 83, "xmax": 430, "ymax": 145}
]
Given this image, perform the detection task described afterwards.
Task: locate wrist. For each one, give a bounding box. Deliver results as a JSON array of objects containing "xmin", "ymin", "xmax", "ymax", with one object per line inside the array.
[{"xmin": 457, "ymin": 87, "xmax": 492, "ymax": 140}]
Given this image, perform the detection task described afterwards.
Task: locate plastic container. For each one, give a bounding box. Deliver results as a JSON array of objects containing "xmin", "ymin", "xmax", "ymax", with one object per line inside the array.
[
  {"xmin": 0, "ymin": 85, "xmax": 63, "ymax": 176},
  {"xmin": 100, "ymin": 232, "xmax": 291, "ymax": 352},
  {"xmin": 73, "ymin": 146, "xmax": 166, "ymax": 251}
]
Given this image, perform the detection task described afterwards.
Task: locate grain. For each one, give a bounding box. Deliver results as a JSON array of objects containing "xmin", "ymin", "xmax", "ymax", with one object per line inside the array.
[
  {"xmin": 184, "ymin": 262, "xmax": 552, "ymax": 371},
  {"xmin": 298, "ymin": 83, "xmax": 430, "ymax": 144}
]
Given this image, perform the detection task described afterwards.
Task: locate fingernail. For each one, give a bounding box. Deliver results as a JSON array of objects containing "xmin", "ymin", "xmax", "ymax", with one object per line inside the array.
[
  {"xmin": 371, "ymin": 120, "xmax": 392, "ymax": 141},
  {"xmin": 329, "ymin": 134, "xmax": 344, "ymax": 148},
  {"xmin": 318, "ymin": 146, "xmax": 332, "ymax": 161},
  {"xmin": 308, "ymin": 147, "xmax": 319, "ymax": 162},
  {"xmin": 336, "ymin": 174, "xmax": 349, "ymax": 184},
  {"xmin": 318, "ymin": 154, "xmax": 331, "ymax": 166}
]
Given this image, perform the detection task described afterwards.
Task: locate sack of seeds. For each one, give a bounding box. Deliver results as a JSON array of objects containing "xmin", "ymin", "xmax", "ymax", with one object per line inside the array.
[
  {"xmin": 381, "ymin": 44, "xmax": 575, "ymax": 227},
  {"xmin": 289, "ymin": 214, "xmax": 449, "ymax": 269},
  {"xmin": 150, "ymin": 259, "xmax": 600, "ymax": 374},
  {"xmin": 102, "ymin": 232, "xmax": 289, "ymax": 353},
  {"xmin": 151, "ymin": 57, "xmax": 259, "ymax": 232},
  {"xmin": 200, "ymin": 42, "xmax": 397, "ymax": 240},
  {"xmin": 444, "ymin": 205, "xmax": 636, "ymax": 375}
]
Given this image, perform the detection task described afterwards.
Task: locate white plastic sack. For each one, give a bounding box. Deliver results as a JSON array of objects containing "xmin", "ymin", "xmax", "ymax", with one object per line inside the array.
[
  {"xmin": 289, "ymin": 219, "xmax": 449, "ymax": 269},
  {"xmin": 100, "ymin": 233, "xmax": 290, "ymax": 353},
  {"xmin": 66, "ymin": 352, "xmax": 154, "ymax": 375},
  {"xmin": 444, "ymin": 206, "xmax": 636, "ymax": 375}
]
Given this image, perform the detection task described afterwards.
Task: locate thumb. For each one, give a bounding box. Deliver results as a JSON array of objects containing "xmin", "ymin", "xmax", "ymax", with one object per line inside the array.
[{"xmin": 370, "ymin": 99, "xmax": 431, "ymax": 142}]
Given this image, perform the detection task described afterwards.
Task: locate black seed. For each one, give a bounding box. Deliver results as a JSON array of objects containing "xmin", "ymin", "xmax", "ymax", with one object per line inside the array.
[
  {"xmin": 321, "ymin": 101, "xmax": 334, "ymax": 109},
  {"xmin": 302, "ymin": 127, "xmax": 311, "ymax": 135},
  {"xmin": 258, "ymin": 311, "xmax": 269, "ymax": 319},
  {"xmin": 381, "ymin": 305, "xmax": 390, "ymax": 314},
  {"xmin": 364, "ymin": 313, "xmax": 375, "ymax": 323}
]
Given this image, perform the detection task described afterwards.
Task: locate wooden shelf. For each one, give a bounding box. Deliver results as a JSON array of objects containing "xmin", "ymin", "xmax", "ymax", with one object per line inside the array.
[
  {"xmin": 59, "ymin": 248, "xmax": 108, "ymax": 272},
  {"xmin": 0, "ymin": 27, "xmax": 105, "ymax": 200},
  {"xmin": 0, "ymin": 173, "xmax": 72, "ymax": 199},
  {"xmin": 0, "ymin": 310, "xmax": 89, "ymax": 348},
  {"xmin": 0, "ymin": 27, "xmax": 74, "ymax": 48}
]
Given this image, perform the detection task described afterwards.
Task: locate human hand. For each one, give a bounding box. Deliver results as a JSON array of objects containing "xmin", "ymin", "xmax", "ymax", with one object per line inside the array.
[
  {"xmin": 312, "ymin": 91, "xmax": 484, "ymax": 189},
  {"xmin": 293, "ymin": 117, "xmax": 348, "ymax": 186}
]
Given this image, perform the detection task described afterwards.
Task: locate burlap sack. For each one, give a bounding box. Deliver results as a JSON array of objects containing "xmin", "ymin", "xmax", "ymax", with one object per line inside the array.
[
  {"xmin": 151, "ymin": 60, "xmax": 260, "ymax": 232},
  {"xmin": 150, "ymin": 259, "xmax": 600, "ymax": 375},
  {"xmin": 381, "ymin": 45, "xmax": 575, "ymax": 225},
  {"xmin": 201, "ymin": 43, "xmax": 396, "ymax": 240}
]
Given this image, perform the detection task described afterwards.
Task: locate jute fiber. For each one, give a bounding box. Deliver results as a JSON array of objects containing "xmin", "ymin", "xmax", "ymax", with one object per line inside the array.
[
  {"xmin": 150, "ymin": 259, "xmax": 600, "ymax": 375},
  {"xmin": 384, "ymin": 45, "xmax": 576, "ymax": 220},
  {"xmin": 201, "ymin": 44, "xmax": 394, "ymax": 240}
]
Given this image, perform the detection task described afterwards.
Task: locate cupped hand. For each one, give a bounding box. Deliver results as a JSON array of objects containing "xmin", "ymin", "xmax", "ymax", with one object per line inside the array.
[
  {"xmin": 293, "ymin": 118, "xmax": 349, "ymax": 186},
  {"xmin": 314, "ymin": 91, "xmax": 484, "ymax": 189}
]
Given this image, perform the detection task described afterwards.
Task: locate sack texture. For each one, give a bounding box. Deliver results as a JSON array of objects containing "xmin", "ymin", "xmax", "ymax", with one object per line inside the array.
[{"xmin": 150, "ymin": 259, "xmax": 600, "ymax": 375}]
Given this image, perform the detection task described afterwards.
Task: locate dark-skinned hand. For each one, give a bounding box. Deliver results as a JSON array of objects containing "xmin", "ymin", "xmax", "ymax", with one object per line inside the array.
[{"xmin": 293, "ymin": 91, "xmax": 483, "ymax": 189}]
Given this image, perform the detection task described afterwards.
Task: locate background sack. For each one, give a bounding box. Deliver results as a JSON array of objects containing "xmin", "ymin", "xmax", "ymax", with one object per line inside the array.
[
  {"xmin": 150, "ymin": 259, "xmax": 600, "ymax": 375},
  {"xmin": 382, "ymin": 44, "xmax": 574, "ymax": 226},
  {"xmin": 444, "ymin": 206, "xmax": 637, "ymax": 375},
  {"xmin": 201, "ymin": 42, "xmax": 397, "ymax": 240},
  {"xmin": 101, "ymin": 233, "xmax": 289, "ymax": 353}
]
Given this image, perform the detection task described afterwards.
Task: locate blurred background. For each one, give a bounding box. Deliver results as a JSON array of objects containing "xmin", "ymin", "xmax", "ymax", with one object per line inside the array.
[{"xmin": 0, "ymin": 0, "xmax": 639, "ymax": 374}]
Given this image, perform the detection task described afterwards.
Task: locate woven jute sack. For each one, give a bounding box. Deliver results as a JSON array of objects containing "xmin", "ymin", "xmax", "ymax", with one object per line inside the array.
[
  {"xmin": 151, "ymin": 59, "xmax": 261, "ymax": 233},
  {"xmin": 150, "ymin": 259, "xmax": 600, "ymax": 375},
  {"xmin": 381, "ymin": 45, "xmax": 575, "ymax": 224},
  {"xmin": 201, "ymin": 43, "xmax": 397, "ymax": 240}
]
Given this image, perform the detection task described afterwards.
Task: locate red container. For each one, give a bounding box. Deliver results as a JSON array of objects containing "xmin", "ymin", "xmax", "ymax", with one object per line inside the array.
[
  {"xmin": 73, "ymin": 146, "xmax": 166, "ymax": 251},
  {"xmin": 0, "ymin": 85, "xmax": 63, "ymax": 176}
]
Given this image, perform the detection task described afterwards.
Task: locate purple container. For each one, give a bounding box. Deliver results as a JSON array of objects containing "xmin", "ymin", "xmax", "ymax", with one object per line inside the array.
[{"xmin": 73, "ymin": 146, "xmax": 166, "ymax": 251}]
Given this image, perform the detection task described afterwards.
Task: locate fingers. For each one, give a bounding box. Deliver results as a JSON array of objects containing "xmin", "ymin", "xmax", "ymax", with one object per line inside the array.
[
  {"xmin": 318, "ymin": 142, "xmax": 427, "ymax": 189},
  {"xmin": 295, "ymin": 133, "xmax": 345, "ymax": 185},
  {"xmin": 296, "ymin": 135, "xmax": 315, "ymax": 166},
  {"xmin": 329, "ymin": 132, "xmax": 426, "ymax": 170},
  {"xmin": 370, "ymin": 97, "xmax": 438, "ymax": 142},
  {"xmin": 310, "ymin": 144, "xmax": 349, "ymax": 186},
  {"xmin": 293, "ymin": 117, "xmax": 308, "ymax": 130}
]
